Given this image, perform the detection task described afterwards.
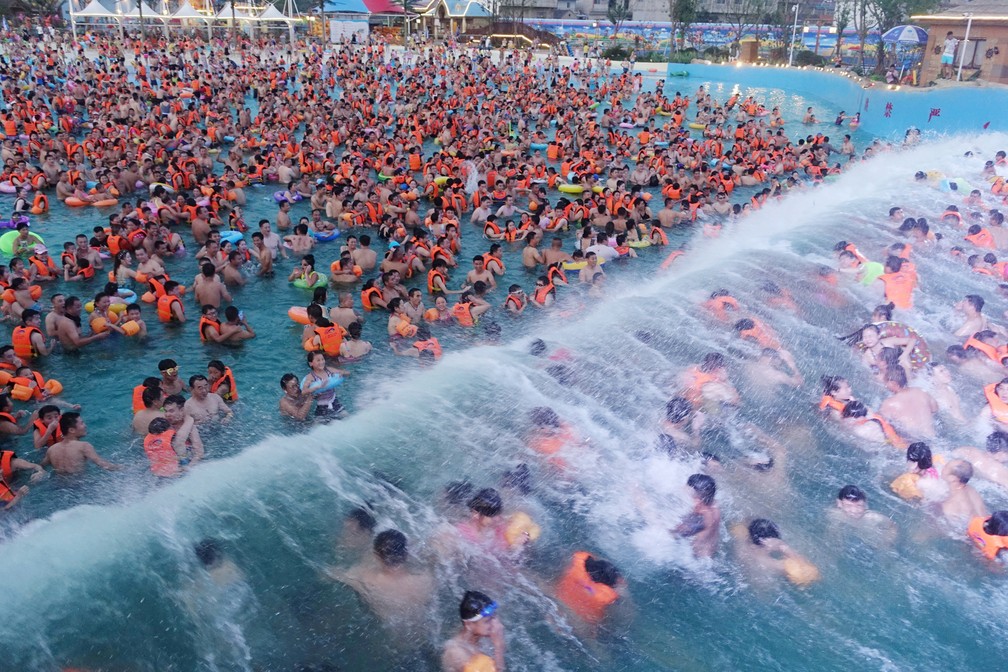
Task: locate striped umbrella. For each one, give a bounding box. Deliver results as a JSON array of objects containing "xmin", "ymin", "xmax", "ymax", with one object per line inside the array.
[{"xmin": 881, "ymin": 25, "xmax": 929, "ymax": 44}]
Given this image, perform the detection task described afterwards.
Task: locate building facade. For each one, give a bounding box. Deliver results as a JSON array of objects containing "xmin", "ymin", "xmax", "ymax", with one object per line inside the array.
[{"xmin": 914, "ymin": 1, "xmax": 1008, "ymax": 85}]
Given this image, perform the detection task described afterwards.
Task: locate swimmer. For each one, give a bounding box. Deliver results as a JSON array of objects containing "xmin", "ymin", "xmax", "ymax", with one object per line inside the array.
[
  {"xmin": 0, "ymin": 447, "xmax": 45, "ymax": 508},
  {"xmin": 939, "ymin": 460, "xmax": 988, "ymax": 524},
  {"xmin": 132, "ymin": 386, "xmax": 165, "ymax": 435},
  {"xmin": 733, "ymin": 519, "xmax": 819, "ymax": 586},
  {"xmin": 302, "ymin": 351, "xmax": 348, "ymax": 421},
  {"xmin": 339, "ymin": 322, "xmax": 373, "ymax": 362},
  {"xmin": 952, "ymin": 432, "xmax": 1008, "ymax": 490},
  {"xmin": 818, "ymin": 375, "xmax": 855, "ymax": 419},
  {"xmin": 184, "ymin": 375, "xmax": 233, "ymax": 424},
  {"xmin": 324, "ymin": 529, "xmax": 434, "ymax": 633},
  {"xmin": 678, "ymin": 352, "xmax": 740, "ymax": 408},
  {"xmin": 926, "ymin": 363, "xmax": 965, "ymax": 424},
  {"xmin": 51, "ymin": 296, "xmax": 111, "ymax": 350},
  {"xmin": 830, "ymin": 485, "xmax": 896, "ymax": 536},
  {"xmin": 672, "ymin": 473, "xmax": 721, "ymax": 558},
  {"xmin": 878, "ymin": 365, "xmax": 937, "ymax": 439},
  {"xmin": 953, "ymin": 294, "xmax": 1004, "ymax": 339},
  {"xmin": 555, "ymin": 551, "xmax": 626, "ymax": 627},
  {"xmin": 441, "ymin": 591, "xmax": 506, "ymax": 672},
  {"xmin": 744, "ymin": 348, "xmax": 803, "ymax": 389},
  {"xmin": 967, "ymin": 510, "xmax": 1008, "ymax": 562},
  {"xmin": 41, "ymin": 412, "xmax": 121, "ymax": 475},
  {"xmin": 158, "ymin": 359, "xmax": 187, "ymax": 396},
  {"xmin": 657, "ymin": 396, "xmax": 703, "ymax": 455}
]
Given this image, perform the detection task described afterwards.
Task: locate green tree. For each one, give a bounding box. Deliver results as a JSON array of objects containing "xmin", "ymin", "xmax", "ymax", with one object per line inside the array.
[
  {"xmin": 723, "ymin": 0, "xmax": 767, "ymax": 52},
  {"xmin": 3, "ymin": 0, "xmax": 63, "ymax": 16},
  {"xmin": 669, "ymin": 0, "xmax": 697, "ymax": 52},
  {"xmin": 834, "ymin": 2, "xmax": 851, "ymax": 58},
  {"xmin": 607, "ymin": 0, "xmax": 630, "ymax": 37}
]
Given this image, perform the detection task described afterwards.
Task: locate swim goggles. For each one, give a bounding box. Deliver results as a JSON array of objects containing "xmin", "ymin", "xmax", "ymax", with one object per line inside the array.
[
  {"xmin": 161, "ymin": 367, "xmax": 179, "ymax": 375},
  {"xmin": 463, "ymin": 600, "xmax": 498, "ymax": 622}
]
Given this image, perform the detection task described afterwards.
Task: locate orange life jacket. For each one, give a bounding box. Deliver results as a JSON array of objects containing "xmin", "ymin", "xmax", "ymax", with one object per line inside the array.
[
  {"xmin": 198, "ymin": 316, "xmax": 220, "ymax": 342},
  {"xmin": 555, "ymin": 551, "xmax": 619, "ymax": 624},
  {"xmin": 157, "ymin": 294, "xmax": 183, "ymax": 322},
  {"xmin": 310, "ymin": 324, "xmax": 344, "ymax": 356},
  {"xmin": 210, "ymin": 366, "xmax": 238, "ymax": 402},
  {"xmin": 968, "ymin": 515, "xmax": 1008, "ymax": 560},
  {"xmin": 413, "ymin": 337, "xmax": 442, "ymax": 359},
  {"xmin": 12, "ymin": 325, "xmax": 41, "ymax": 361},
  {"xmin": 451, "ymin": 301, "xmax": 474, "ymax": 327},
  {"xmin": 33, "ymin": 417, "xmax": 63, "ymax": 447},
  {"xmin": 144, "ymin": 429, "xmax": 182, "ymax": 477}
]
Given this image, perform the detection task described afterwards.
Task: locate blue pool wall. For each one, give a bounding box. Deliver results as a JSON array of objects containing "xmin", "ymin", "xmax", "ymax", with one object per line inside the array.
[{"xmin": 666, "ymin": 62, "xmax": 1008, "ymax": 139}]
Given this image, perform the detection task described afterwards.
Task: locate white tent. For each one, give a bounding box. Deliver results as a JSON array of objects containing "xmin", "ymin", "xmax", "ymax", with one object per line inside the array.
[
  {"xmin": 171, "ymin": 0, "xmax": 207, "ymax": 19},
  {"xmin": 257, "ymin": 4, "xmax": 288, "ymax": 20},
  {"xmin": 74, "ymin": 0, "xmax": 116, "ymax": 16},
  {"xmin": 70, "ymin": 0, "xmax": 118, "ymax": 38},
  {"xmin": 214, "ymin": 2, "xmax": 253, "ymax": 20},
  {"xmin": 118, "ymin": 1, "xmax": 159, "ymax": 18}
]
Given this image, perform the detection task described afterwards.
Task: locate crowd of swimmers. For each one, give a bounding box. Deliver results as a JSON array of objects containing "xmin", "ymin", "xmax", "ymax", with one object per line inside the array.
[{"xmin": 0, "ymin": 21, "xmax": 1002, "ymax": 672}]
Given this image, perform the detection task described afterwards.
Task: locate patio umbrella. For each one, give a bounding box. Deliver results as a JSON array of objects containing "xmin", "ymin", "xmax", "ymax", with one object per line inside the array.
[{"xmin": 881, "ymin": 25, "xmax": 928, "ymax": 45}]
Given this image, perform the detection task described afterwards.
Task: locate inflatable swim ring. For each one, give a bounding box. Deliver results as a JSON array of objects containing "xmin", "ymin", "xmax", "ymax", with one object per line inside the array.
[
  {"xmin": 0, "ymin": 230, "xmax": 42, "ymax": 256},
  {"xmin": 313, "ymin": 230, "xmax": 341, "ymax": 242},
  {"xmin": 562, "ymin": 258, "xmax": 606, "ymax": 271},
  {"xmin": 669, "ymin": 71, "xmax": 689, "ymax": 77},
  {"xmin": 219, "ymin": 230, "xmax": 243, "ymax": 245},
  {"xmin": 558, "ymin": 183, "xmax": 584, "ymax": 194},
  {"xmin": 0, "ymin": 216, "xmax": 29, "ymax": 230},
  {"xmin": 628, "ymin": 239, "xmax": 651, "ymax": 249},
  {"xmin": 530, "ymin": 142, "xmax": 548, "ymax": 150},
  {"xmin": 688, "ymin": 122, "xmax": 705, "ymax": 130},
  {"xmin": 288, "ymin": 306, "xmax": 310, "ymax": 324},
  {"xmin": 292, "ymin": 273, "xmax": 328, "ymax": 289}
]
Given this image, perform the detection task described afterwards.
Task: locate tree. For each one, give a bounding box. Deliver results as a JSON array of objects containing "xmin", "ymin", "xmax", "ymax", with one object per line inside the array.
[
  {"xmin": 723, "ymin": 0, "xmax": 768, "ymax": 53},
  {"xmin": 400, "ymin": 0, "xmax": 414, "ymax": 39},
  {"xmin": 3, "ymin": 0, "xmax": 63, "ymax": 16},
  {"xmin": 669, "ymin": 0, "xmax": 697, "ymax": 52},
  {"xmin": 867, "ymin": 0, "xmax": 940, "ymax": 71},
  {"xmin": 607, "ymin": 0, "xmax": 630, "ymax": 37},
  {"xmin": 834, "ymin": 2, "xmax": 851, "ymax": 58}
]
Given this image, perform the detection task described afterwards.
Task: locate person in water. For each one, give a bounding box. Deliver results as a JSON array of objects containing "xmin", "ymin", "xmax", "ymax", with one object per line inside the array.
[
  {"xmin": 733, "ymin": 518, "xmax": 819, "ymax": 586},
  {"xmin": 441, "ymin": 590, "xmax": 506, "ymax": 672},
  {"xmin": 672, "ymin": 473, "xmax": 721, "ymax": 558},
  {"xmin": 324, "ymin": 528, "xmax": 434, "ymax": 633},
  {"xmin": 41, "ymin": 412, "xmax": 121, "ymax": 475}
]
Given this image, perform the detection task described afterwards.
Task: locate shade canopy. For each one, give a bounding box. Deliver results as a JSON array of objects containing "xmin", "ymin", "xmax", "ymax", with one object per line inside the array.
[
  {"xmin": 881, "ymin": 25, "xmax": 929, "ymax": 44},
  {"xmin": 74, "ymin": 0, "xmax": 116, "ymax": 17}
]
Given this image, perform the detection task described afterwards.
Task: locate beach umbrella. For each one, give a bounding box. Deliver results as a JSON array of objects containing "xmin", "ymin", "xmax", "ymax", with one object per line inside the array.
[{"xmin": 881, "ymin": 25, "xmax": 928, "ymax": 45}]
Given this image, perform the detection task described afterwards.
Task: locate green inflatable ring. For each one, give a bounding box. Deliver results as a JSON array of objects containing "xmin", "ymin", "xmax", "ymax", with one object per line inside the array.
[
  {"xmin": 292, "ymin": 273, "xmax": 328, "ymax": 289},
  {"xmin": 0, "ymin": 230, "xmax": 43, "ymax": 256}
]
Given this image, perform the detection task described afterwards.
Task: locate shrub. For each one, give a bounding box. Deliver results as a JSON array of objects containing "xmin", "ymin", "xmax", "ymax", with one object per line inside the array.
[
  {"xmin": 602, "ymin": 45, "xmax": 630, "ymax": 60},
  {"xmin": 794, "ymin": 50, "xmax": 826, "ymax": 67}
]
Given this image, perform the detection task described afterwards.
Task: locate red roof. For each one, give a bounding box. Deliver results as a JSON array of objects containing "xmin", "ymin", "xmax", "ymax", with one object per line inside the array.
[{"xmin": 363, "ymin": 0, "xmax": 403, "ymax": 13}]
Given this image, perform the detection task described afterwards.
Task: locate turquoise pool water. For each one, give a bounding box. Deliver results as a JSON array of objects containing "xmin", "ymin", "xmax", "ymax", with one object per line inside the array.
[{"xmin": 2, "ymin": 62, "xmax": 1007, "ymax": 671}]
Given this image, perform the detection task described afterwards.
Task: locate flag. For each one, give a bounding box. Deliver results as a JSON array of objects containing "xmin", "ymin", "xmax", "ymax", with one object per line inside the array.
[
  {"xmin": 2, "ymin": 17, "xmax": 8, "ymax": 31},
  {"xmin": 984, "ymin": 121, "xmax": 991, "ymax": 129}
]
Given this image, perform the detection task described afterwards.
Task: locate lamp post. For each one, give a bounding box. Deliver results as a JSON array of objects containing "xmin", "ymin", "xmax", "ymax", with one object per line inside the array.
[
  {"xmin": 787, "ymin": 3, "xmax": 799, "ymax": 67},
  {"xmin": 956, "ymin": 12, "xmax": 973, "ymax": 82},
  {"xmin": 138, "ymin": 0, "xmax": 146, "ymax": 39}
]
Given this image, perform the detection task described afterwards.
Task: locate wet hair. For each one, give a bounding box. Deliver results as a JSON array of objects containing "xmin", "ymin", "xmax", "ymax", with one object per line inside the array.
[
  {"xmin": 841, "ymin": 400, "xmax": 868, "ymax": 418},
  {"xmin": 530, "ymin": 406, "xmax": 560, "ymax": 427},
  {"xmin": 37, "ymin": 404, "xmax": 59, "ymax": 420},
  {"xmin": 148, "ymin": 417, "xmax": 171, "ymax": 434},
  {"xmin": 501, "ymin": 463, "xmax": 532, "ymax": 495},
  {"xmin": 467, "ymin": 488, "xmax": 503, "ymax": 517},
  {"xmin": 873, "ymin": 303, "xmax": 895, "ymax": 321},
  {"xmin": 947, "ymin": 460, "xmax": 973, "ymax": 484},
  {"xmin": 529, "ymin": 338, "xmax": 547, "ymax": 356},
  {"xmin": 59, "ymin": 412, "xmax": 81, "ymax": 435},
  {"xmin": 158, "ymin": 358, "xmax": 178, "ymax": 372},
  {"xmin": 986, "ymin": 431, "xmax": 1008, "ymax": 454},
  {"xmin": 687, "ymin": 473, "xmax": 716, "ymax": 505},
  {"xmin": 665, "ymin": 397, "xmax": 692, "ymax": 424},
  {"xmin": 885, "ymin": 365, "xmax": 908, "ymax": 389},
  {"xmin": 459, "ymin": 590, "xmax": 495, "ymax": 621},
  {"xmin": 838, "ymin": 484, "xmax": 865, "ymax": 502},
  {"xmin": 983, "ymin": 511, "xmax": 1008, "ymax": 537},
  {"xmin": 584, "ymin": 555, "xmax": 621, "ymax": 586},
  {"xmin": 373, "ymin": 529, "xmax": 408, "ymax": 566},
  {"xmin": 346, "ymin": 507, "xmax": 377, "ymax": 532},
  {"xmin": 699, "ymin": 352, "xmax": 725, "ymax": 373},
  {"xmin": 964, "ymin": 294, "xmax": 985, "ymax": 312},
  {"xmin": 194, "ymin": 538, "xmax": 223, "ymax": 568},
  {"xmin": 906, "ymin": 442, "xmax": 933, "ymax": 470},
  {"xmin": 748, "ymin": 518, "xmax": 780, "ymax": 546},
  {"xmin": 163, "ymin": 394, "xmax": 186, "ymax": 409},
  {"xmin": 733, "ymin": 318, "xmax": 755, "ymax": 332},
  {"xmin": 821, "ymin": 375, "xmax": 846, "ymax": 395}
]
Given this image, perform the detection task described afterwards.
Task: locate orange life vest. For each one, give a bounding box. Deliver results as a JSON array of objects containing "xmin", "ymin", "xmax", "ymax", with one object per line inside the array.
[
  {"xmin": 968, "ymin": 515, "xmax": 1008, "ymax": 560},
  {"xmin": 210, "ymin": 366, "xmax": 238, "ymax": 402},
  {"xmin": 144, "ymin": 429, "xmax": 182, "ymax": 477},
  {"xmin": 12, "ymin": 325, "xmax": 41, "ymax": 360},
  {"xmin": 157, "ymin": 294, "xmax": 183, "ymax": 322},
  {"xmin": 555, "ymin": 551, "xmax": 619, "ymax": 624},
  {"xmin": 413, "ymin": 337, "xmax": 442, "ymax": 359}
]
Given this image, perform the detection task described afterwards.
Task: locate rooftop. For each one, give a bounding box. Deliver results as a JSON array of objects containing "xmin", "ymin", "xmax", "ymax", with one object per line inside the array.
[{"xmin": 913, "ymin": 0, "xmax": 1008, "ymax": 21}]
